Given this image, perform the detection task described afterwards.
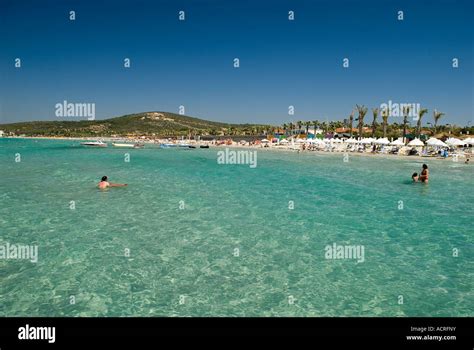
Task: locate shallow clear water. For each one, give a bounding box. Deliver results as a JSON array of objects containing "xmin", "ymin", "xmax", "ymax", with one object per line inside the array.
[{"xmin": 0, "ymin": 138, "xmax": 472, "ymax": 316}]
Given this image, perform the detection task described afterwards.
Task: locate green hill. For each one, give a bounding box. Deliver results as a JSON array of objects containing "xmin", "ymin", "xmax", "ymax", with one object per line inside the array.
[{"xmin": 0, "ymin": 112, "xmax": 271, "ymax": 137}]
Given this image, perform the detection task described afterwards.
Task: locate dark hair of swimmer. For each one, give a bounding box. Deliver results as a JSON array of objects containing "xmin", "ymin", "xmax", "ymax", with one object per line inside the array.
[
  {"xmin": 422, "ymin": 164, "xmax": 428, "ymax": 169},
  {"xmin": 101, "ymin": 176, "xmax": 108, "ymax": 181},
  {"xmin": 412, "ymin": 173, "xmax": 418, "ymax": 177}
]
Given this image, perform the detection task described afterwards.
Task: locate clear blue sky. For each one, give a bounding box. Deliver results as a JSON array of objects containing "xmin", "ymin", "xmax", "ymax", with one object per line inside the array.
[{"xmin": 0, "ymin": 0, "xmax": 472, "ymax": 126}]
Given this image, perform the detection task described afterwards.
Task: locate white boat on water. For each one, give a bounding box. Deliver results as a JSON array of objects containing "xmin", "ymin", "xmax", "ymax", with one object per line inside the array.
[
  {"xmin": 112, "ymin": 143, "xmax": 143, "ymax": 148},
  {"xmin": 80, "ymin": 141, "xmax": 107, "ymax": 148},
  {"xmin": 160, "ymin": 143, "xmax": 177, "ymax": 148}
]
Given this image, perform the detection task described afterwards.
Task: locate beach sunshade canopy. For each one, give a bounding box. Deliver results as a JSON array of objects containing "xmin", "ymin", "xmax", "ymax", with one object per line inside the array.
[
  {"xmin": 464, "ymin": 137, "xmax": 474, "ymax": 145},
  {"xmin": 261, "ymin": 139, "xmax": 270, "ymax": 142},
  {"xmin": 346, "ymin": 138, "xmax": 358, "ymax": 144},
  {"xmin": 446, "ymin": 138, "xmax": 465, "ymax": 146},
  {"xmin": 426, "ymin": 138, "xmax": 440, "ymax": 145},
  {"xmin": 360, "ymin": 138, "xmax": 374, "ymax": 144},
  {"xmin": 280, "ymin": 139, "xmax": 289, "ymax": 144},
  {"xmin": 375, "ymin": 137, "xmax": 390, "ymax": 145},
  {"xmin": 390, "ymin": 139, "xmax": 404, "ymax": 146},
  {"xmin": 332, "ymin": 138, "xmax": 343, "ymax": 143},
  {"xmin": 437, "ymin": 140, "xmax": 448, "ymax": 147},
  {"xmin": 427, "ymin": 138, "xmax": 448, "ymax": 147},
  {"xmin": 408, "ymin": 138, "xmax": 424, "ymax": 146}
]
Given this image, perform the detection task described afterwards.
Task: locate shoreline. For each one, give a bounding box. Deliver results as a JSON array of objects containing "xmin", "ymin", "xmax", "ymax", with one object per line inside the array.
[{"xmin": 2, "ymin": 136, "xmax": 471, "ymax": 162}]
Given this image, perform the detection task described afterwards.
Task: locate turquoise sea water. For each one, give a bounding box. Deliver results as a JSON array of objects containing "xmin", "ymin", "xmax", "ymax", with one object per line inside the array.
[{"xmin": 0, "ymin": 138, "xmax": 472, "ymax": 316}]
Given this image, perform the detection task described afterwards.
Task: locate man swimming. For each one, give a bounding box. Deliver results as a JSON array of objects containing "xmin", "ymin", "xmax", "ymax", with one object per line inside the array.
[
  {"xmin": 419, "ymin": 164, "xmax": 429, "ymax": 183},
  {"xmin": 98, "ymin": 176, "xmax": 128, "ymax": 189},
  {"xmin": 412, "ymin": 172, "xmax": 419, "ymax": 182}
]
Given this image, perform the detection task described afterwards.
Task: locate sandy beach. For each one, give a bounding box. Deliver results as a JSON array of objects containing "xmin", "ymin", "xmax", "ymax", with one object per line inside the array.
[{"xmin": 5, "ymin": 135, "xmax": 472, "ymax": 163}]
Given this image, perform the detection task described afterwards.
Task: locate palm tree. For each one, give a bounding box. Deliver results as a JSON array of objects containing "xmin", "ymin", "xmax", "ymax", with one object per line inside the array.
[
  {"xmin": 288, "ymin": 122, "xmax": 294, "ymax": 135},
  {"xmin": 356, "ymin": 105, "xmax": 368, "ymax": 138},
  {"xmin": 305, "ymin": 121, "xmax": 311, "ymax": 135},
  {"xmin": 381, "ymin": 108, "xmax": 389, "ymax": 138},
  {"xmin": 296, "ymin": 121, "xmax": 303, "ymax": 135},
  {"xmin": 282, "ymin": 123, "xmax": 288, "ymax": 135},
  {"xmin": 402, "ymin": 105, "xmax": 410, "ymax": 141},
  {"xmin": 348, "ymin": 110, "xmax": 354, "ymax": 137},
  {"xmin": 313, "ymin": 120, "xmax": 319, "ymax": 135},
  {"xmin": 371, "ymin": 108, "xmax": 379, "ymax": 137},
  {"xmin": 433, "ymin": 110, "xmax": 445, "ymax": 134},
  {"xmin": 321, "ymin": 121, "xmax": 328, "ymax": 133},
  {"xmin": 416, "ymin": 108, "xmax": 428, "ymax": 137}
]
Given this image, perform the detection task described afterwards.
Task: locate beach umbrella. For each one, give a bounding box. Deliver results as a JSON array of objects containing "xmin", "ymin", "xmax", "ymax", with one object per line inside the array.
[
  {"xmin": 308, "ymin": 138, "xmax": 323, "ymax": 144},
  {"xmin": 332, "ymin": 138, "xmax": 343, "ymax": 143},
  {"xmin": 390, "ymin": 139, "xmax": 404, "ymax": 146},
  {"xmin": 361, "ymin": 138, "xmax": 373, "ymax": 144},
  {"xmin": 375, "ymin": 137, "xmax": 390, "ymax": 145},
  {"xmin": 346, "ymin": 138, "xmax": 358, "ymax": 144},
  {"xmin": 280, "ymin": 139, "xmax": 289, "ymax": 144},
  {"xmin": 261, "ymin": 139, "xmax": 270, "ymax": 143},
  {"xmin": 436, "ymin": 140, "xmax": 448, "ymax": 147},
  {"xmin": 464, "ymin": 137, "xmax": 474, "ymax": 145},
  {"xmin": 445, "ymin": 138, "xmax": 455, "ymax": 145},
  {"xmin": 408, "ymin": 138, "xmax": 424, "ymax": 146},
  {"xmin": 427, "ymin": 138, "xmax": 447, "ymax": 147},
  {"xmin": 426, "ymin": 138, "xmax": 440, "ymax": 146},
  {"xmin": 446, "ymin": 138, "xmax": 465, "ymax": 146}
]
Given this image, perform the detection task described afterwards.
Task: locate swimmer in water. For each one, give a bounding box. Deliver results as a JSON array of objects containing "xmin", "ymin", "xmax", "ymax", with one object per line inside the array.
[
  {"xmin": 412, "ymin": 172, "xmax": 419, "ymax": 182},
  {"xmin": 419, "ymin": 164, "xmax": 429, "ymax": 183},
  {"xmin": 98, "ymin": 176, "xmax": 127, "ymax": 189}
]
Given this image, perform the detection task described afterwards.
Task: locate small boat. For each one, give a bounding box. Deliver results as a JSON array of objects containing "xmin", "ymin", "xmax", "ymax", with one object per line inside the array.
[
  {"xmin": 160, "ymin": 143, "xmax": 177, "ymax": 148},
  {"xmin": 112, "ymin": 143, "xmax": 134, "ymax": 148},
  {"xmin": 199, "ymin": 145, "xmax": 209, "ymax": 149},
  {"xmin": 80, "ymin": 141, "xmax": 107, "ymax": 148},
  {"xmin": 112, "ymin": 143, "xmax": 144, "ymax": 149},
  {"xmin": 188, "ymin": 145, "xmax": 196, "ymax": 149}
]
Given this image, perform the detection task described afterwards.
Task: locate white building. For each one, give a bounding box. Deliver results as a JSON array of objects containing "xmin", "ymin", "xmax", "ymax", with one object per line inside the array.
[{"xmin": 308, "ymin": 128, "xmax": 323, "ymax": 135}]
